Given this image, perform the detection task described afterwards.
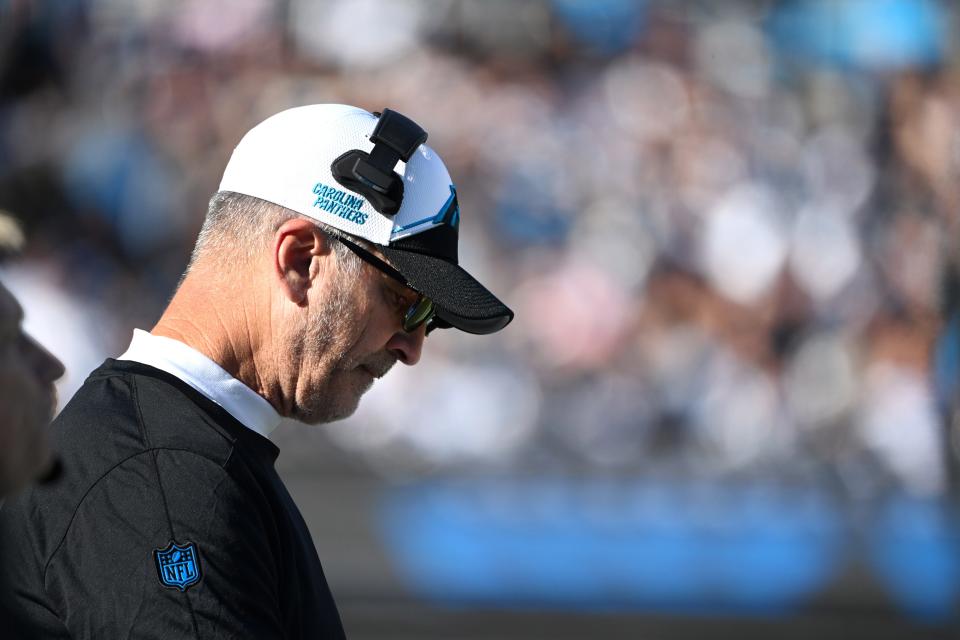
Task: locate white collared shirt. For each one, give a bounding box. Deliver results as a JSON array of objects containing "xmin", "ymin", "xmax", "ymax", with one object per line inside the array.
[{"xmin": 118, "ymin": 329, "xmax": 281, "ymax": 439}]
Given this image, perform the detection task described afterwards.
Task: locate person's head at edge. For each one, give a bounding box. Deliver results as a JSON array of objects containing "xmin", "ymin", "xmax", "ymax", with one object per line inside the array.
[
  {"xmin": 152, "ymin": 105, "xmax": 513, "ymax": 426},
  {"xmin": 0, "ymin": 215, "xmax": 65, "ymax": 495}
]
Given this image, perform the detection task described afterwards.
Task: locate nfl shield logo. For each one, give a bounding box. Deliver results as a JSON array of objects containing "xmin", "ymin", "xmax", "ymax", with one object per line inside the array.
[{"xmin": 154, "ymin": 541, "xmax": 202, "ymax": 592}]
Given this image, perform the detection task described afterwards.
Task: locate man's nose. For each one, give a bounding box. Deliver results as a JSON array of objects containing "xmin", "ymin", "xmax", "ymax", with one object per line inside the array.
[
  {"xmin": 25, "ymin": 333, "xmax": 65, "ymax": 384},
  {"xmin": 386, "ymin": 325, "xmax": 426, "ymax": 366}
]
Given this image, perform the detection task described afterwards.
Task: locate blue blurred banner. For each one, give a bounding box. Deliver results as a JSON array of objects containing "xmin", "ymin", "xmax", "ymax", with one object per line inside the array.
[
  {"xmin": 380, "ymin": 480, "xmax": 959, "ymax": 620},
  {"xmin": 869, "ymin": 496, "xmax": 960, "ymax": 620}
]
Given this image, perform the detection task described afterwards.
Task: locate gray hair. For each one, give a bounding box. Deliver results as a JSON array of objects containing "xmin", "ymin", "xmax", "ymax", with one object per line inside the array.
[{"xmin": 185, "ymin": 191, "xmax": 362, "ymax": 278}]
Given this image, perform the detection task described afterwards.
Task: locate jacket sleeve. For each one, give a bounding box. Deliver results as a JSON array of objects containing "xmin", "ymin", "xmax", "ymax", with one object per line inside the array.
[{"xmin": 42, "ymin": 449, "xmax": 285, "ymax": 639}]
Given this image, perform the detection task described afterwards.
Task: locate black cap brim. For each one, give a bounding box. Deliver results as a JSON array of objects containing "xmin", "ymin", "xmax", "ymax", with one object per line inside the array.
[{"xmin": 379, "ymin": 246, "xmax": 514, "ymax": 335}]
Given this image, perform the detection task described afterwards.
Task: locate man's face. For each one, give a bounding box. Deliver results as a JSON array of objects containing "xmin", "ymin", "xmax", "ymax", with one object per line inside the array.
[
  {"xmin": 286, "ymin": 251, "xmax": 426, "ymax": 425},
  {"xmin": 0, "ymin": 282, "xmax": 65, "ymax": 495}
]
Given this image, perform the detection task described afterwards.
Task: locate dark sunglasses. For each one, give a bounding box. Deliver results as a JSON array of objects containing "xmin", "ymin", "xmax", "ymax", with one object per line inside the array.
[{"xmin": 330, "ymin": 234, "xmax": 435, "ymax": 333}]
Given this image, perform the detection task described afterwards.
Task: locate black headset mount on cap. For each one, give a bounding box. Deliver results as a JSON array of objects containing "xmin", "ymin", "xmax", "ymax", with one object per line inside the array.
[{"xmin": 330, "ymin": 108, "xmax": 428, "ymax": 216}]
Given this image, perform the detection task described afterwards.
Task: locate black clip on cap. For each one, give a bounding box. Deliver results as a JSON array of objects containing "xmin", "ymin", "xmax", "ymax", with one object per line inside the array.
[{"xmin": 331, "ymin": 109, "xmax": 428, "ymax": 216}]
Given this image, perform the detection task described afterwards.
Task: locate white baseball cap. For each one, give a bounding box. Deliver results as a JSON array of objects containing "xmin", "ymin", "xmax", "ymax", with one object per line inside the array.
[{"xmin": 219, "ymin": 104, "xmax": 513, "ymax": 334}]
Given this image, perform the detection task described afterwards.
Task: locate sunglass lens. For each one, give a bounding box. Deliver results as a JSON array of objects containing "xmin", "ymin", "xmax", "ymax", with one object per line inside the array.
[{"xmin": 404, "ymin": 297, "xmax": 434, "ymax": 332}]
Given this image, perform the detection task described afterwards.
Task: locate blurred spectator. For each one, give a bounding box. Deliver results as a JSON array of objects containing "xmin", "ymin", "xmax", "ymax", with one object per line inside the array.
[{"xmin": 0, "ymin": 213, "xmax": 64, "ymax": 496}]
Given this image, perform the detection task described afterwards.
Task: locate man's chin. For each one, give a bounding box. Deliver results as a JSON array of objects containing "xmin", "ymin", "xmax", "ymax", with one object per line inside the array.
[
  {"xmin": 292, "ymin": 368, "xmax": 378, "ymax": 426},
  {"xmin": 294, "ymin": 392, "xmax": 365, "ymax": 426},
  {"xmin": 296, "ymin": 403, "xmax": 359, "ymax": 426}
]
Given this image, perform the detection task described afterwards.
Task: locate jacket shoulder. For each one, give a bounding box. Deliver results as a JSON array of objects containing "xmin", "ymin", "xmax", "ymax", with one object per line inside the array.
[{"xmin": 1, "ymin": 362, "xmax": 240, "ymax": 572}]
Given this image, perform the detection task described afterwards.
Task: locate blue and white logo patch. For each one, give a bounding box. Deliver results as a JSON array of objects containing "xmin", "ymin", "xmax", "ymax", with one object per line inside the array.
[
  {"xmin": 391, "ymin": 184, "xmax": 460, "ymax": 239},
  {"xmin": 154, "ymin": 540, "xmax": 202, "ymax": 592}
]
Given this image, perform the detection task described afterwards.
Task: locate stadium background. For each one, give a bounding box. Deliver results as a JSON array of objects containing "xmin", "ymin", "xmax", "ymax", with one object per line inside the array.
[{"xmin": 1, "ymin": 0, "xmax": 959, "ymax": 637}]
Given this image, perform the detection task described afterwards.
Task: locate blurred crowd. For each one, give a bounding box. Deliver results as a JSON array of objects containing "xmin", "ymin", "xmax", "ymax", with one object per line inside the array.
[{"xmin": 1, "ymin": 0, "xmax": 958, "ymax": 502}]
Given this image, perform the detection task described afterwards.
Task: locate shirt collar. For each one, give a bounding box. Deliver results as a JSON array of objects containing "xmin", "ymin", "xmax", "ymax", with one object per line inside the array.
[{"xmin": 118, "ymin": 329, "xmax": 281, "ymax": 439}]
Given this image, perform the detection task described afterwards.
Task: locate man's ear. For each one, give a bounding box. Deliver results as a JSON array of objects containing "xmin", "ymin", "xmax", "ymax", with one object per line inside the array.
[{"xmin": 274, "ymin": 219, "xmax": 333, "ymax": 306}]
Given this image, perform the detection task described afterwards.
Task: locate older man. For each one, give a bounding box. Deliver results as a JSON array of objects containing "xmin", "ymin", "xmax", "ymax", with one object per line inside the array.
[{"xmin": 1, "ymin": 105, "xmax": 513, "ymax": 638}]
